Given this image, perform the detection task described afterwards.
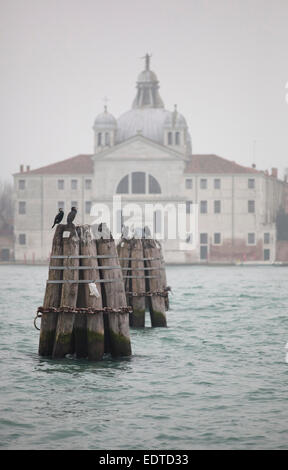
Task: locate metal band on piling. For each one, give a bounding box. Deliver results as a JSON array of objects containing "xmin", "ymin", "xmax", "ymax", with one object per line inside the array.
[
  {"xmin": 46, "ymin": 279, "xmax": 123, "ymax": 284},
  {"xmin": 34, "ymin": 305, "xmax": 133, "ymax": 330}
]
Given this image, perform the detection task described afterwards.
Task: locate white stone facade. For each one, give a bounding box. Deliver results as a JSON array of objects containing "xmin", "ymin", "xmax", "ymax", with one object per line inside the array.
[{"xmin": 13, "ymin": 56, "xmax": 288, "ymax": 263}]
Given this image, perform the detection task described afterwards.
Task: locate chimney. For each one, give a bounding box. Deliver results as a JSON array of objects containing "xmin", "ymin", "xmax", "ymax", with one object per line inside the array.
[
  {"xmin": 26, "ymin": 165, "xmax": 30, "ymax": 172},
  {"xmin": 20, "ymin": 164, "xmax": 24, "ymax": 173},
  {"xmin": 271, "ymin": 167, "xmax": 278, "ymax": 178}
]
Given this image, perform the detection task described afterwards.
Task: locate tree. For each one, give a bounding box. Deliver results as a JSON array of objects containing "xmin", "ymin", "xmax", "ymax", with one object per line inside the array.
[{"xmin": 0, "ymin": 180, "xmax": 13, "ymax": 234}]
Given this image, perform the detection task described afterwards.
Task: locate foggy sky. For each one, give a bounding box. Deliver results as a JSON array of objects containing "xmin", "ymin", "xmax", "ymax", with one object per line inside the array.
[{"xmin": 0, "ymin": 0, "xmax": 288, "ymax": 181}]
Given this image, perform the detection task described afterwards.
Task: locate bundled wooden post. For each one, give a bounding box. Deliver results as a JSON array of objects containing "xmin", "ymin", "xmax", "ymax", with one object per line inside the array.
[
  {"xmin": 117, "ymin": 237, "xmax": 131, "ymax": 306},
  {"xmin": 76, "ymin": 225, "xmax": 104, "ymax": 361},
  {"xmin": 37, "ymin": 223, "xmax": 132, "ymax": 361},
  {"xmin": 38, "ymin": 225, "xmax": 64, "ymax": 356},
  {"xmin": 52, "ymin": 226, "xmax": 79, "ymax": 358},
  {"xmin": 143, "ymin": 239, "xmax": 167, "ymax": 327},
  {"xmin": 97, "ymin": 232, "xmax": 132, "ymax": 357},
  {"xmin": 158, "ymin": 241, "xmax": 170, "ymax": 311},
  {"xmin": 129, "ymin": 239, "xmax": 146, "ymax": 327}
]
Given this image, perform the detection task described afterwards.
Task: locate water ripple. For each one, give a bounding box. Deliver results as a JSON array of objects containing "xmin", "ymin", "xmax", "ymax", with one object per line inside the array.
[{"xmin": 1, "ymin": 265, "xmax": 288, "ymax": 449}]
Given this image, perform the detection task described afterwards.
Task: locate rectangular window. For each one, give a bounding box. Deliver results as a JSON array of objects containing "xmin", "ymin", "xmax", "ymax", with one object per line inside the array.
[
  {"xmin": 154, "ymin": 210, "xmax": 162, "ymax": 234},
  {"xmin": 200, "ymin": 200, "xmax": 207, "ymax": 214},
  {"xmin": 214, "ymin": 200, "xmax": 221, "ymax": 213},
  {"xmin": 116, "ymin": 210, "xmax": 123, "ymax": 233},
  {"xmin": 200, "ymin": 178, "xmax": 207, "ymax": 189},
  {"xmin": 175, "ymin": 132, "xmax": 180, "ymax": 145},
  {"xmin": 58, "ymin": 201, "xmax": 65, "ymax": 211},
  {"xmin": 248, "ymin": 233, "xmax": 255, "ymax": 245},
  {"xmin": 214, "ymin": 178, "xmax": 221, "ymax": 189},
  {"xmin": 132, "ymin": 172, "xmax": 145, "ymax": 194},
  {"xmin": 71, "ymin": 179, "xmax": 78, "ymax": 190},
  {"xmin": 248, "ymin": 200, "xmax": 255, "ymax": 213},
  {"xmin": 214, "ymin": 233, "xmax": 221, "ymax": 244},
  {"xmin": 264, "ymin": 233, "xmax": 270, "ymax": 244},
  {"xmin": 18, "ymin": 201, "xmax": 26, "ymax": 214},
  {"xmin": 264, "ymin": 249, "xmax": 270, "ymax": 261},
  {"xmin": 105, "ymin": 132, "xmax": 110, "ymax": 146},
  {"xmin": 200, "ymin": 233, "xmax": 208, "ymax": 244},
  {"xmin": 186, "ymin": 201, "xmax": 193, "ymax": 214},
  {"xmin": 85, "ymin": 201, "xmax": 92, "ymax": 214},
  {"xmin": 200, "ymin": 245, "xmax": 208, "ymax": 260},
  {"xmin": 19, "ymin": 234, "xmax": 26, "ymax": 245},
  {"xmin": 85, "ymin": 179, "xmax": 92, "ymax": 190},
  {"xmin": 248, "ymin": 178, "xmax": 255, "ymax": 189},
  {"xmin": 58, "ymin": 179, "xmax": 64, "ymax": 190},
  {"xmin": 185, "ymin": 178, "xmax": 193, "ymax": 189},
  {"xmin": 18, "ymin": 179, "xmax": 25, "ymax": 190},
  {"xmin": 71, "ymin": 201, "xmax": 78, "ymax": 208},
  {"xmin": 168, "ymin": 132, "xmax": 173, "ymax": 145}
]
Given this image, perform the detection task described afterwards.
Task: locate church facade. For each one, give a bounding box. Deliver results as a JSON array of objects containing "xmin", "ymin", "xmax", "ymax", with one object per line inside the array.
[{"xmin": 13, "ymin": 56, "xmax": 288, "ymax": 263}]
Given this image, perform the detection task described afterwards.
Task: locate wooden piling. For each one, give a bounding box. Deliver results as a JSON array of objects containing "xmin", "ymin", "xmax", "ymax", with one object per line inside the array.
[
  {"xmin": 97, "ymin": 234, "xmax": 132, "ymax": 357},
  {"xmin": 52, "ymin": 226, "xmax": 79, "ymax": 358},
  {"xmin": 158, "ymin": 241, "xmax": 169, "ymax": 311},
  {"xmin": 76, "ymin": 225, "xmax": 104, "ymax": 361},
  {"xmin": 38, "ymin": 225, "xmax": 64, "ymax": 356},
  {"xmin": 129, "ymin": 239, "xmax": 146, "ymax": 327},
  {"xmin": 117, "ymin": 237, "xmax": 131, "ymax": 306},
  {"xmin": 143, "ymin": 239, "xmax": 167, "ymax": 327}
]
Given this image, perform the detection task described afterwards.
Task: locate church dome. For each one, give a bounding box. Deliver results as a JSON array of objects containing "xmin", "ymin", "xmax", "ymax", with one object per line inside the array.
[
  {"xmin": 117, "ymin": 108, "xmax": 172, "ymax": 145},
  {"xmin": 93, "ymin": 106, "xmax": 117, "ymax": 130}
]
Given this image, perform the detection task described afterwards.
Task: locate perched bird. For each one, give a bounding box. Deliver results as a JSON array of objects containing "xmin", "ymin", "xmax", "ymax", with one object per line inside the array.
[
  {"xmin": 67, "ymin": 206, "xmax": 77, "ymax": 225},
  {"xmin": 51, "ymin": 208, "xmax": 64, "ymax": 228}
]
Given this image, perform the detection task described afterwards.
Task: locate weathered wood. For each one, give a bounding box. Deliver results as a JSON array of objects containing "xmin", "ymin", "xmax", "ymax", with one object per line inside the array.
[
  {"xmin": 97, "ymin": 235, "xmax": 132, "ymax": 357},
  {"xmin": 76, "ymin": 225, "xmax": 104, "ymax": 360},
  {"xmin": 158, "ymin": 241, "xmax": 169, "ymax": 311},
  {"xmin": 52, "ymin": 226, "xmax": 79, "ymax": 358},
  {"xmin": 143, "ymin": 239, "xmax": 167, "ymax": 327},
  {"xmin": 117, "ymin": 238, "xmax": 132, "ymax": 307},
  {"xmin": 38, "ymin": 225, "xmax": 64, "ymax": 356},
  {"xmin": 130, "ymin": 238, "xmax": 146, "ymax": 327}
]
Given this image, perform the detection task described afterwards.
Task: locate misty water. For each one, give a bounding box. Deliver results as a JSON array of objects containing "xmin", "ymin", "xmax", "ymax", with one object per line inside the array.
[{"xmin": 1, "ymin": 264, "xmax": 288, "ymax": 450}]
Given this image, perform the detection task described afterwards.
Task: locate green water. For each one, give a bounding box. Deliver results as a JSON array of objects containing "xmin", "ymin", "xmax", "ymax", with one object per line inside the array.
[{"xmin": 1, "ymin": 265, "xmax": 288, "ymax": 449}]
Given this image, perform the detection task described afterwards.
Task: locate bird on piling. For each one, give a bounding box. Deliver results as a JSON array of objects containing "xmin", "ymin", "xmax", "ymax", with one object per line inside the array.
[
  {"xmin": 51, "ymin": 208, "xmax": 64, "ymax": 228},
  {"xmin": 67, "ymin": 206, "xmax": 77, "ymax": 225}
]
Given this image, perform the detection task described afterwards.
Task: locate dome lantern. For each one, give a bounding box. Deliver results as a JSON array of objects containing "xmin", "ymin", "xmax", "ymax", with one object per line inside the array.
[{"xmin": 132, "ymin": 53, "xmax": 164, "ymax": 109}]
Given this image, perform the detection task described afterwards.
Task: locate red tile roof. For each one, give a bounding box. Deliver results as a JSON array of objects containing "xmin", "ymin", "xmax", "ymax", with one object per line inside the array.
[
  {"xmin": 14, "ymin": 154, "xmax": 94, "ymax": 176},
  {"xmin": 14, "ymin": 153, "xmax": 261, "ymax": 177},
  {"xmin": 185, "ymin": 154, "xmax": 262, "ymax": 174}
]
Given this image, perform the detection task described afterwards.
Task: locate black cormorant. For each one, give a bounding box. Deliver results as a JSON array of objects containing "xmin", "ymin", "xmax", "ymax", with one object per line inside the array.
[{"xmin": 51, "ymin": 208, "xmax": 64, "ymax": 228}]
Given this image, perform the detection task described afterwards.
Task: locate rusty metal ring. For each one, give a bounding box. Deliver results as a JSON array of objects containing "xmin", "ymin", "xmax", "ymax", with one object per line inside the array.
[{"xmin": 33, "ymin": 312, "xmax": 41, "ymax": 331}]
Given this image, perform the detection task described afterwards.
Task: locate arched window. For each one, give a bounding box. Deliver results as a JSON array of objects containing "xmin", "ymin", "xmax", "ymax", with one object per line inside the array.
[
  {"xmin": 116, "ymin": 173, "xmax": 161, "ymax": 195},
  {"xmin": 175, "ymin": 132, "xmax": 180, "ymax": 145},
  {"xmin": 168, "ymin": 132, "xmax": 173, "ymax": 145},
  {"xmin": 97, "ymin": 132, "xmax": 102, "ymax": 146},
  {"xmin": 132, "ymin": 172, "xmax": 145, "ymax": 194},
  {"xmin": 116, "ymin": 175, "xmax": 129, "ymax": 194},
  {"xmin": 149, "ymin": 175, "xmax": 161, "ymax": 194}
]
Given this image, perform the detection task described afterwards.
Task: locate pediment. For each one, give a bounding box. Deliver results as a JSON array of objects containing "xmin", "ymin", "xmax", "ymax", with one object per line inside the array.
[{"xmin": 93, "ymin": 135, "xmax": 188, "ymax": 162}]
